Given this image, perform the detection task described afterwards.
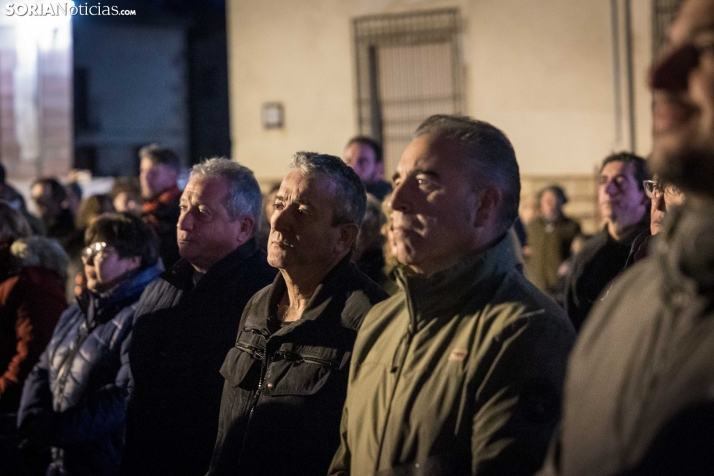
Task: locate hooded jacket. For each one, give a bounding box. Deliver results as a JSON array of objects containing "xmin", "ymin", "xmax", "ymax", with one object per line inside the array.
[
  {"xmin": 207, "ymin": 257, "xmax": 387, "ymax": 476},
  {"xmin": 17, "ymin": 261, "xmax": 162, "ymax": 476},
  {"xmin": 329, "ymin": 235, "xmax": 575, "ymax": 476},
  {"xmin": 539, "ymin": 205, "xmax": 714, "ymax": 476},
  {"xmin": 0, "ymin": 237, "xmax": 68, "ymax": 412}
]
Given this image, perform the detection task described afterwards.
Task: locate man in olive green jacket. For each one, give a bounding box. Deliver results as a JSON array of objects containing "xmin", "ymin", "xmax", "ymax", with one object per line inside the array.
[{"xmin": 329, "ymin": 115, "xmax": 575, "ymax": 476}]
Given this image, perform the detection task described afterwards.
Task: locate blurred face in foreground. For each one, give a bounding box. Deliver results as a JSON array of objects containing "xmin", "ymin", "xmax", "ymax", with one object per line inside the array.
[{"xmin": 650, "ymin": 0, "xmax": 714, "ymax": 198}]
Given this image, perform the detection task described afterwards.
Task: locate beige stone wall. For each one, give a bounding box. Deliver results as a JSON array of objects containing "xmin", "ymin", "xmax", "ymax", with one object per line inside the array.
[{"xmin": 228, "ymin": 0, "xmax": 654, "ymax": 189}]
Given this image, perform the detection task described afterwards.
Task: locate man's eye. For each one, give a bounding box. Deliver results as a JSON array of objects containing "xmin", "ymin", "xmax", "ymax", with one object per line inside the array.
[
  {"xmin": 274, "ymin": 202, "xmax": 284, "ymax": 211},
  {"xmin": 179, "ymin": 204, "xmax": 188, "ymax": 211}
]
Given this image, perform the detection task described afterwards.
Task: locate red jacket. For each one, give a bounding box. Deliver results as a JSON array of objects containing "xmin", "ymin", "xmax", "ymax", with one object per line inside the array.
[{"xmin": 0, "ymin": 266, "xmax": 67, "ymax": 412}]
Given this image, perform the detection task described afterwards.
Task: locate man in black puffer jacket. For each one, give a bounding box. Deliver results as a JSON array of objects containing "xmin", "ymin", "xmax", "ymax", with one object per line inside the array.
[{"xmin": 122, "ymin": 158, "xmax": 276, "ymax": 476}]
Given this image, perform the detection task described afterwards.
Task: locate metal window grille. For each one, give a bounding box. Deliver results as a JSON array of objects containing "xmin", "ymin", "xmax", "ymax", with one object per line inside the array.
[
  {"xmin": 652, "ymin": 0, "xmax": 685, "ymax": 57},
  {"xmin": 353, "ymin": 9, "xmax": 464, "ymax": 174}
]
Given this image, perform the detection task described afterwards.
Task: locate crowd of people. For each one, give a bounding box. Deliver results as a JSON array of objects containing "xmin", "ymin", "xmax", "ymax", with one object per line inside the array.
[{"xmin": 1, "ymin": 0, "xmax": 714, "ymax": 474}]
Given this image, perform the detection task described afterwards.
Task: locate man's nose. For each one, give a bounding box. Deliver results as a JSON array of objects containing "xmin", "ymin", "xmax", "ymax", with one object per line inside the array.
[
  {"xmin": 271, "ymin": 207, "xmax": 290, "ymax": 233},
  {"xmin": 177, "ymin": 210, "xmax": 192, "ymax": 231},
  {"xmin": 605, "ymin": 180, "xmax": 620, "ymax": 196},
  {"xmin": 389, "ymin": 180, "xmax": 412, "ymax": 213},
  {"xmin": 649, "ymin": 43, "xmax": 700, "ymax": 91},
  {"xmin": 654, "ymin": 192, "xmax": 667, "ymax": 212}
]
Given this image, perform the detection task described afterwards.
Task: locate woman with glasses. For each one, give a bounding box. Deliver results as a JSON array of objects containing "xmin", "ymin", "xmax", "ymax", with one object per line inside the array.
[{"xmin": 17, "ymin": 212, "xmax": 161, "ymax": 476}]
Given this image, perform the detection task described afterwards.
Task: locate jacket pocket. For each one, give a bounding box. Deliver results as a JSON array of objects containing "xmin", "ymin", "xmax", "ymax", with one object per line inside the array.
[
  {"xmin": 263, "ymin": 351, "xmax": 341, "ymax": 397},
  {"xmin": 219, "ymin": 344, "xmax": 263, "ymax": 390}
]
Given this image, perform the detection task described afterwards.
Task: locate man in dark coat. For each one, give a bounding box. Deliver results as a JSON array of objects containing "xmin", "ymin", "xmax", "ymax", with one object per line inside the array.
[
  {"xmin": 564, "ymin": 152, "xmax": 650, "ymax": 331},
  {"xmin": 121, "ymin": 158, "xmax": 277, "ymax": 476},
  {"xmin": 139, "ymin": 144, "xmax": 183, "ymax": 268},
  {"xmin": 207, "ymin": 152, "xmax": 387, "ymax": 476}
]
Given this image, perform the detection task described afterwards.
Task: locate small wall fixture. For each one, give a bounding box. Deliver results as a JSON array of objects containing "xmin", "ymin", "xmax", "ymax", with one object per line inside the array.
[{"xmin": 262, "ymin": 102, "xmax": 284, "ymax": 129}]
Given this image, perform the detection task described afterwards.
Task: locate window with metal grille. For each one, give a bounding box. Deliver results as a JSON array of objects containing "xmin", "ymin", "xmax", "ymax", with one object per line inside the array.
[
  {"xmin": 652, "ymin": 0, "xmax": 685, "ymax": 57},
  {"xmin": 353, "ymin": 9, "xmax": 464, "ymax": 174}
]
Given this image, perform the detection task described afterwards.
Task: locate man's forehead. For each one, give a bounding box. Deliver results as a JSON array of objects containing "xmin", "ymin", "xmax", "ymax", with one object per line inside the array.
[
  {"xmin": 397, "ymin": 134, "xmax": 461, "ymax": 173},
  {"xmin": 183, "ymin": 176, "xmax": 226, "ymax": 200},
  {"xmin": 278, "ymin": 171, "xmax": 334, "ymax": 200}
]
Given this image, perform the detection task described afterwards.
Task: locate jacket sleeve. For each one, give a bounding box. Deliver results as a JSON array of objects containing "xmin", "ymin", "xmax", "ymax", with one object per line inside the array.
[
  {"xmin": 328, "ymin": 404, "xmax": 351, "ymax": 475},
  {"xmin": 471, "ymin": 314, "xmax": 575, "ymax": 476},
  {"xmin": 17, "ymin": 344, "xmax": 54, "ymax": 436},
  {"xmin": 52, "ymin": 324, "xmax": 134, "ymax": 446}
]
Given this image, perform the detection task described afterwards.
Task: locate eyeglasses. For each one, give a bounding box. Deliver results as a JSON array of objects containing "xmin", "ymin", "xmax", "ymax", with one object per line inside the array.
[
  {"xmin": 81, "ymin": 242, "xmax": 114, "ymax": 262},
  {"xmin": 643, "ymin": 180, "xmax": 682, "ymax": 200}
]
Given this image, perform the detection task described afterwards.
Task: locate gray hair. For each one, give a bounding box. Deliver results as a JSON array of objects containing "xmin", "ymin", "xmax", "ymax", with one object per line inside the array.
[
  {"xmin": 11, "ymin": 237, "xmax": 69, "ymax": 279},
  {"xmin": 415, "ymin": 115, "xmax": 521, "ymax": 234},
  {"xmin": 289, "ymin": 152, "xmax": 366, "ymax": 227},
  {"xmin": 189, "ymin": 157, "xmax": 262, "ymax": 227}
]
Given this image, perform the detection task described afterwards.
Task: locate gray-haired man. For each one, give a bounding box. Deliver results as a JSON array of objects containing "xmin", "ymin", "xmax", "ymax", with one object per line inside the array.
[
  {"xmin": 206, "ymin": 152, "xmax": 388, "ymax": 476},
  {"xmin": 122, "ymin": 158, "xmax": 277, "ymax": 476},
  {"xmin": 329, "ymin": 115, "xmax": 574, "ymax": 476}
]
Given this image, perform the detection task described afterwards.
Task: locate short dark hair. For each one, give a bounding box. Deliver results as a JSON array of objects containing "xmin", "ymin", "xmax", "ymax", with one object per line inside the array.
[
  {"xmin": 347, "ymin": 136, "xmax": 383, "ymax": 164},
  {"xmin": 139, "ymin": 144, "xmax": 180, "ymax": 170},
  {"xmin": 600, "ymin": 152, "xmax": 650, "ymax": 191},
  {"xmin": 414, "ymin": 115, "xmax": 520, "ymax": 234},
  {"xmin": 290, "ymin": 152, "xmax": 367, "ymax": 227},
  {"xmin": 85, "ymin": 212, "xmax": 159, "ymax": 269},
  {"xmin": 31, "ymin": 177, "xmax": 67, "ymax": 203}
]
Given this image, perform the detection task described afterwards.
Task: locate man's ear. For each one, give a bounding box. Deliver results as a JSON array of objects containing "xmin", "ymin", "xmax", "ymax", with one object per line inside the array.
[
  {"xmin": 236, "ymin": 215, "xmax": 256, "ymax": 244},
  {"xmin": 335, "ymin": 223, "xmax": 360, "ymax": 255},
  {"xmin": 475, "ymin": 186, "xmax": 502, "ymax": 228}
]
